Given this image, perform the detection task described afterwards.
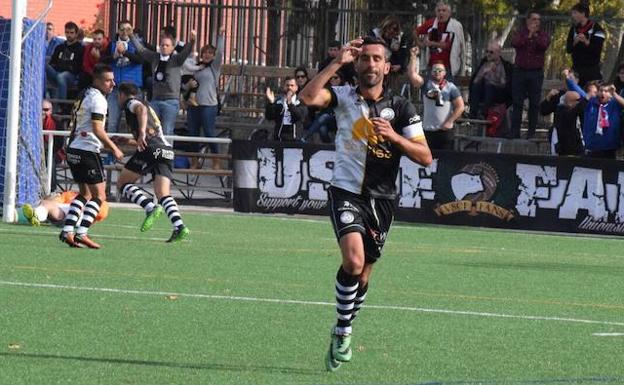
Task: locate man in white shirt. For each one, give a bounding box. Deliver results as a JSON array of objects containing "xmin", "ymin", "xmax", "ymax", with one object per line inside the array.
[{"xmin": 59, "ymin": 64, "xmax": 124, "ymax": 249}]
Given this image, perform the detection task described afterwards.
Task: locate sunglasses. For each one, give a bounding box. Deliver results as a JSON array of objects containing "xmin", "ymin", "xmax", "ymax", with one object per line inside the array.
[
  {"xmin": 296, "ymin": 75, "xmax": 307, "ymax": 79},
  {"xmin": 486, "ymin": 50, "xmax": 495, "ymax": 54},
  {"xmin": 431, "ymin": 68, "xmax": 446, "ymax": 73},
  {"xmin": 42, "ymin": 108, "xmax": 51, "ymax": 112}
]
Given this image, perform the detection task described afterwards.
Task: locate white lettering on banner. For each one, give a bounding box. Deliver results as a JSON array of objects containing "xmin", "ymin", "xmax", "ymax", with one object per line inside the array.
[
  {"xmin": 516, "ymin": 164, "xmax": 624, "ymax": 226},
  {"xmin": 559, "ymin": 167, "xmax": 608, "ymax": 220},
  {"xmin": 257, "ymin": 148, "xmax": 303, "ymax": 198},
  {"xmin": 515, "ymin": 164, "xmax": 558, "ymax": 217},
  {"xmin": 308, "ymin": 150, "xmax": 335, "ymax": 201},
  {"xmin": 398, "ymin": 157, "xmax": 437, "ymax": 208},
  {"xmin": 255, "ymin": 147, "xmax": 333, "ymax": 211}
]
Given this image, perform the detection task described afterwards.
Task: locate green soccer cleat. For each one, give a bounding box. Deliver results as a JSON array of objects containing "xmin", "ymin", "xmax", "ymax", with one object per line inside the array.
[
  {"xmin": 166, "ymin": 226, "xmax": 190, "ymax": 243},
  {"xmin": 22, "ymin": 204, "xmax": 40, "ymax": 226},
  {"xmin": 331, "ymin": 328, "xmax": 352, "ymax": 363},
  {"xmin": 141, "ymin": 206, "xmax": 163, "ymax": 232},
  {"xmin": 325, "ymin": 342, "xmax": 342, "ymax": 372}
]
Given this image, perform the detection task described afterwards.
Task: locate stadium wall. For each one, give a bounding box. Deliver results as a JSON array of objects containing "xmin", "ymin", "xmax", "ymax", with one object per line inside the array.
[{"xmin": 233, "ymin": 140, "xmax": 624, "ymax": 237}]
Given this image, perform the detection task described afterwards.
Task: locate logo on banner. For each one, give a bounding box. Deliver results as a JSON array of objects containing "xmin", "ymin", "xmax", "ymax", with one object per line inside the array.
[{"xmin": 434, "ymin": 163, "xmax": 514, "ymax": 221}]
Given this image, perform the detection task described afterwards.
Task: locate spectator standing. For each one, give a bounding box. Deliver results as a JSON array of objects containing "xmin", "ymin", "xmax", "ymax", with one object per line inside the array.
[
  {"xmin": 566, "ymin": 2, "xmax": 606, "ymax": 87},
  {"xmin": 419, "ymin": 62, "xmax": 464, "ymax": 150},
  {"xmin": 369, "ymin": 16, "xmax": 409, "ymax": 75},
  {"xmin": 414, "ymin": 1, "xmax": 466, "ymax": 80},
  {"xmin": 80, "ymin": 29, "xmax": 109, "ymax": 90},
  {"xmin": 103, "ymin": 20, "xmax": 144, "ymax": 133},
  {"xmin": 511, "ymin": 10, "xmax": 551, "ymax": 139},
  {"xmin": 567, "ymin": 74, "xmax": 624, "ymax": 159},
  {"xmin": 46, "ymin": 21, "xmax": 84, "ymax": 100},
  {"xmin": 130, "ymin": 26, "xmax": 196, "ymax": 135},
  {"xmin": 265, "ymin": 77, "xmax": 308, "ymax": 141},
  {"xmin": 45, "ymin": 22, "xmax": 63, "ymax": 64},
  {"xmin": 469, "ymin": 40, "xmax": 512, "ymax": 119},
  {"xmin": 184, "ymin": 27, "xmax": 226, "ymax": 166}
]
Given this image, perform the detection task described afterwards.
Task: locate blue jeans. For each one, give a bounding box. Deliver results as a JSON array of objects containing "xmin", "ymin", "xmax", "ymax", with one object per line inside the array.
[
  {"xmin": 186, "ymin": 105, "xmax": 219, "ymax": 153},
  {"xmin": 469, "ymin": 80, "xmax": 505, "ymax": 119},
  {"xmin": 511, "ymin": 68, "xmax": 543, "ymax": 138},
  {"xmin": 150, "ymin": 98, "xmax": 180, "ymax": 136},
  {"xmin": 45, "ymin": 64, "xmax": 76, "ymax": 100},
  {"xmin": 304, "ymin": 112, "xmax": 335, "ymax": 143}
]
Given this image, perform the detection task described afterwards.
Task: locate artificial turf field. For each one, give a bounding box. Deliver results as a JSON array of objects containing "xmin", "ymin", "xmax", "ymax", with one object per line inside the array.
[{"xmin": 0, "ymin": 207, "xmax": 623, "ymax": 385}]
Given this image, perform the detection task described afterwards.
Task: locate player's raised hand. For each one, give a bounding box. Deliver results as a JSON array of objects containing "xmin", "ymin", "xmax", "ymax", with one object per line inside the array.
[
  {"xmin": 336, "ymin": 38, "xmax": 363, "ymax": 65},
  {"xmin": 190, "ymin": 30, "xmax": 197, "ymax": 40}
]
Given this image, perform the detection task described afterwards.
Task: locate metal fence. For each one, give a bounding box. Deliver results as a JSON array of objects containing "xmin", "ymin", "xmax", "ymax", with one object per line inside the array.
[{"xmin": 108, "ymin": 1, "xmax": 624, "ymax": 81}]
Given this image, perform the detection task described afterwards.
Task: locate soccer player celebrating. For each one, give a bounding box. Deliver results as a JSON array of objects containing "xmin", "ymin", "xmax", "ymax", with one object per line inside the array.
[
  {"xmin": 299, "ymin": 37, "xmax": 432, "ymax": 371},
  {"xmin": 59, "ymin": 64, "xmax": 124, "ymax": 249},
  {"xmin": 115, "ymin": 82, "xmax": 190, "ymax": 242}
]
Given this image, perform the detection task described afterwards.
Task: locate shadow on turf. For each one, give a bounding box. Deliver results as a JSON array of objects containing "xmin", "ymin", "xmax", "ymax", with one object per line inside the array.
[{"xmin": 0, "ymin": 351, "xmax": 321, "ymax": 375}]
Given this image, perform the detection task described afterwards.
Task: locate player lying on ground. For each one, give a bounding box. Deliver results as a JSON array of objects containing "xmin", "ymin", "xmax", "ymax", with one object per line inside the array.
[{"xmin": 21, "ymin": 191, "xmax": 108, "ymax": 226}]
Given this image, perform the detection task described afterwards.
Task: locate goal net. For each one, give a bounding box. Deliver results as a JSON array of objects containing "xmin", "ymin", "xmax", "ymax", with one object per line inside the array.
[{"xmin": 0, "ymin": 17, "xmax": 46, "ymax": 213}]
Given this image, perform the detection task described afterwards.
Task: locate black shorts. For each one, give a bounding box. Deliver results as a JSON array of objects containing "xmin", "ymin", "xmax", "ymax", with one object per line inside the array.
[
  {"xmin": 328, "ymin": 186, "xmax": 395, "ymax": 263},
  {"xmin": 66, "ymin": 148, "xmax": 105, "ymax": 184},
  {"xmin": 124, "ymin": 144, "xmax": 174, "ymax": 180}
]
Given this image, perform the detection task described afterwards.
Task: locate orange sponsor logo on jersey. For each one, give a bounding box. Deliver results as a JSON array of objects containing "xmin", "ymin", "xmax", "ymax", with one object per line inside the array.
[{"xmin": 352, "ymin": 117, "xmax": 392, "ymax": 159}]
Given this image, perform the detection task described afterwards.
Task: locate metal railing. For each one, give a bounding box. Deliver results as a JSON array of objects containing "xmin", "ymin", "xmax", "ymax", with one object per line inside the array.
[{"xmin": 42, "ymin": 130, "xmax": 231, "ymax": 195}]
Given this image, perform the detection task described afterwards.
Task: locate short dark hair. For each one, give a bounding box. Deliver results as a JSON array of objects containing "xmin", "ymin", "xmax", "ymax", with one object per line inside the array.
[
  {"xmin": 294, "ymin": 67, "xmax": 308, "ymax": 77},
  {"xmin": 328, "ymin": 40, "xmax": 341, "ymax": 48},
  {"xmin": 571, "ymin": 2, "xmax": 590, "ymax": 18},
  {"xmin": 161, "ymin": 26, "xmax": 177, "ymax": 39},
  {"xmin": 284, "ymin": 76, "xmax": 296, "ymax": 83},
  {"xmin": 119, "ymin": 82, "xmax": 139, "ymax": 97},
  {"xmin": 64, "ymin": 22, "xmax": 79, "ymax": 32},
  {"xmin": 92, "ymin": 29, "xmax": 105, "ymax": 37},
  {"xmin": 118, "ymin": 20, "xmax": 132, "ymax": 28},
  {"xmin": 526, "ymin": 9, "xmax": 540, "ymax": 19},
  {"xmin": 361, "ymin": 36, "xmax": 392, "ymax": 61},
  {"xmin": 92, "ymin": 63, "xmax": 113, "ymax": 79}
]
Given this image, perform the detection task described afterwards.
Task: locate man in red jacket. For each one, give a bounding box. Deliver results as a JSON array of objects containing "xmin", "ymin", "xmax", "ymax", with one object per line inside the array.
[{"xmin": 80, "ymin": 29, "xmax": 109, "ymax": 90}]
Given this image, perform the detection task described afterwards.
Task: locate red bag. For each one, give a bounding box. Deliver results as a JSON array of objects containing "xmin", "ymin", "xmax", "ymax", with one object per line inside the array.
[{"xmin": 485, "ymin": 104, "xmax": 507, "ymax": 137}]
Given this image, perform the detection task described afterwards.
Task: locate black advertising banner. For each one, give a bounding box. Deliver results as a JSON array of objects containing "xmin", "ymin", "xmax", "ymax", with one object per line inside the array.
[{"xmin": 232, "ymin": 140, "xmax": 624, "ymax": 236}]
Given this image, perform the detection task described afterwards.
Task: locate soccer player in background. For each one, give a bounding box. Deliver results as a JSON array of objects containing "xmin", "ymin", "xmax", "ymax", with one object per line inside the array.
[
  {"xmin": 299, "ymin": 37, "xmax": 433, "ymax": 371},
  {"xmin": 59, "ymin": 64, "xmax": 124, "ymax": 249},
  {"xmin": 114, "ymin": 82, "xmax": 190, "ymax": 242}
]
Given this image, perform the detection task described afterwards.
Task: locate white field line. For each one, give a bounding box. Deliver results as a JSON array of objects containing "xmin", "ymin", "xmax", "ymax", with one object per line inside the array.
[
  {"xmin": 1, "ymin": 280, "xmax": 623, "ymax": 328},
  {"xmin": 592, "ymin": 333, "xmax": 624, "ymax": 337}
]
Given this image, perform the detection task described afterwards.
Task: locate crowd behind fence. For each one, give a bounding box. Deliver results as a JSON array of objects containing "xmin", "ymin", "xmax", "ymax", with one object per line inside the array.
[{"xmin": 109, "ymin": 1, "xmax": 624, "ymax": 80}]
